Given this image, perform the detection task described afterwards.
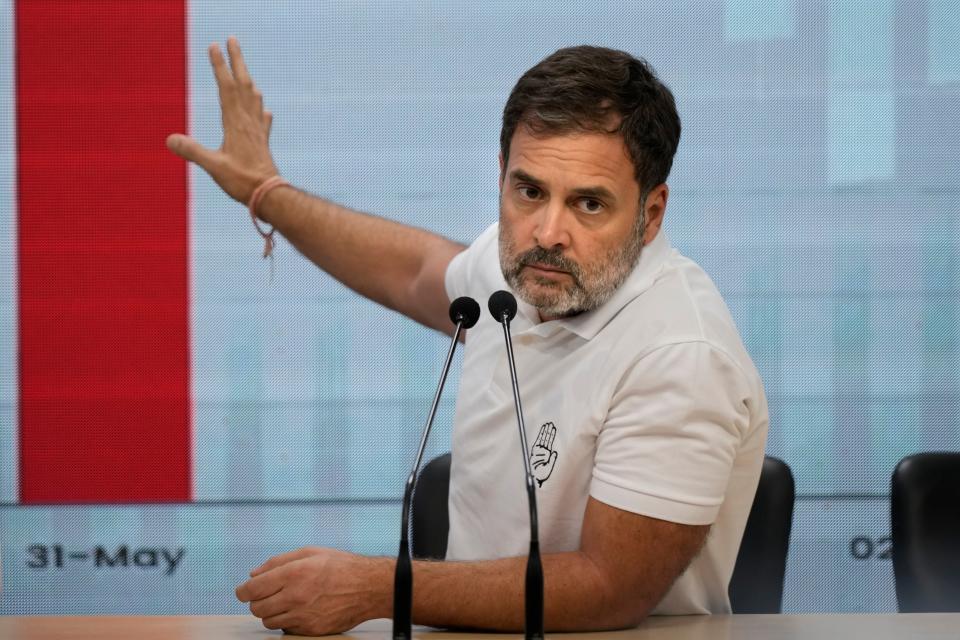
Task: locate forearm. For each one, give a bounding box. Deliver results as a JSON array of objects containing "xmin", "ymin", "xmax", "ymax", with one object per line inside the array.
[
  {"xmin": 367, "ymin": 551, "xmax": 650, "ymax": 632},
  {"xmin": 258, "ymin": 186, "xmax": 466, "ymax": 333}
]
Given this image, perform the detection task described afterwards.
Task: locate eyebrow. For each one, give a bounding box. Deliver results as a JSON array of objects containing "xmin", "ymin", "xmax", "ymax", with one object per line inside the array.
[{"xmin": 508, "ymin": 169, "xmax": 618, "ymax": 204}]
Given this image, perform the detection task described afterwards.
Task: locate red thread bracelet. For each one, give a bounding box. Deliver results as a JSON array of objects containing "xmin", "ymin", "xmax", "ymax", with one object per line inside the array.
[{"xmin": 248, "ymin": 175, "xmax": 289, "ymax": 258}]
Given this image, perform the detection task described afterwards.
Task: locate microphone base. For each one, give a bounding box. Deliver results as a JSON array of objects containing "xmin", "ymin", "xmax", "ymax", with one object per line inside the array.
[
  {"xmin": 525, "ymin": 539, "xmax": 545, "ymax": 640},
  {"xmin": 393, "ymin": 539, "xmax": 413, "ymax": 640}
]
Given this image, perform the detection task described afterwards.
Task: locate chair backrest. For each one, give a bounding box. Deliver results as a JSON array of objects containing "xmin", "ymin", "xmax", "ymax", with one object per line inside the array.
[
  {"xmin": 891, "ymin": 451, "xmax": 960, "ymax": 612},
  {"xmin": 411, "ymin": 452, "xmax": 452, "ymax": 560},
  {"xmin": 411, "ymin": 452, "xmax": 795, "ymax": 614},
  {"xmin": 728, "ymin": 455, "xmax": 795, "ymax": 613}
]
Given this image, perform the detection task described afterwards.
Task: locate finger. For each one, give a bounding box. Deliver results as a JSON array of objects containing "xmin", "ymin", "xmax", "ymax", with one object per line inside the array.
[
  {"xmin": 535, "ymin": 425, "xmax": 545, "ymax": 448},
  {"xmin": 226, "ymin": 36, "xmax": 253, "ymax": 86},
  {"xmin": 208, "ymin": 42, "xmax": 235, "ymax": 90},
  {"xmin": 249, "ymin": 589, "xmax": 291, "ymax": 620},
  {"xmin": 250, "ymin": 548, "xmax": 315, "ymax": 577},
  {"xmin": 165, "ymin": 133, "xmax": 218, "ymax": 170},
  {"xmin": 260, "ymin": 612, "xmax": 299, "ymax": 632},
  {"xmin": 252, "ymin": 88, "xmax": 264, "ymax": 117},
  {"xmin": 235, "ymin": 571, "xmax": 284, "ymax": 603},
  {"xmin": 264, "ymin": 111, "xmax": 273, "ymax": 138},
  {"xmin": 547, "ymin": 426, "xmax": 556, "ymax": 451}
]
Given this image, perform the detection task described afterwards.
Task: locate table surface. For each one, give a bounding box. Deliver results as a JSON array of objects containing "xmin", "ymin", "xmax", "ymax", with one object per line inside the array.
[{"xmin": 2, "ymin": 614, "xmax": 960, "ymax": 640}]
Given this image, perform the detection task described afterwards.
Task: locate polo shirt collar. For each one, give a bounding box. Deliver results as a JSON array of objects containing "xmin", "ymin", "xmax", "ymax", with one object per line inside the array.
[{"xmin": 517, "ymin": 230, "xmax": 673, "ymax": 341}]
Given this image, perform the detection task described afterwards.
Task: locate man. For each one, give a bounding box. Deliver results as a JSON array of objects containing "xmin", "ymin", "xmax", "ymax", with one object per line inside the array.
[{"xmin": 167, "ymin": 39, "xmax": 768, "ymax": 636}]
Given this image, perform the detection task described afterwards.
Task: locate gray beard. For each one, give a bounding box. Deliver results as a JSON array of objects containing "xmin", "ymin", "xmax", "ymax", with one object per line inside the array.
[{"xmin": 498, "ymin": 214, "xmax": 645, "ymax": 318}]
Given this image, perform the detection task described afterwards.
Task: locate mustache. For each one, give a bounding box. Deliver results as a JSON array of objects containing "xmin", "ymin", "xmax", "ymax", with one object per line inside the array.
[{"xmin": 514, "ymin": 246, "xmax": 581, "ymax": 278}]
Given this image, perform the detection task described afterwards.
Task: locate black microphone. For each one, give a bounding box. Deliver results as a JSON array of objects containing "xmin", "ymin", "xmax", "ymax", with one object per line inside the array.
[
  {"xmin": 393, "ymin": 296, "xmax": 481, "ymax": 640},
  {"xmin": 488, "ymin": 290, "xmax": 545, "ymax": 640}
]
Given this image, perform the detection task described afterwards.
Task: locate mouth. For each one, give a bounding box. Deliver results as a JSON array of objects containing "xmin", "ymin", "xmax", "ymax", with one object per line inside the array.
[{"xmin": 525, "ymin": 263, "xmax": 570, "ymax": 276}]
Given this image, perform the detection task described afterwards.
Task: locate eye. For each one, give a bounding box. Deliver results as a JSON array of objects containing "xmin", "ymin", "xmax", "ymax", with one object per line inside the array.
[
  {"xmin": 517, "ymin": 185, "xmax": 542, "ymax": 201},
  {"xmin": 576, "ymin": 198, "xmax": 604, "ymax": 214}
]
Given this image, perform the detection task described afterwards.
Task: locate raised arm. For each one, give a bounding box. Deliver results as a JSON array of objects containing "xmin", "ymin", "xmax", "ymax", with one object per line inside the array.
[{"xmin": 165, "ymin": 38, "xmax": 465, "ymax": 334}]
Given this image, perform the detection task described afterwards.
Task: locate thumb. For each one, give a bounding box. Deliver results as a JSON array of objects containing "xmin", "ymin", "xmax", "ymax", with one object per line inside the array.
[{"xmin": 165, "ymin": 133, "xmax": 218, "ymax": 170}]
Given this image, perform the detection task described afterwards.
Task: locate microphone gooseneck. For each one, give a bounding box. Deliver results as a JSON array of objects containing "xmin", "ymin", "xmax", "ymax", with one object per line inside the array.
[
  {"xmin": 487, "ymin": 290, "xmax": 545, "ymax": 640},
  {"xmin": 393, "ymin": 296, "xmax": 478, "ymax": 640}
]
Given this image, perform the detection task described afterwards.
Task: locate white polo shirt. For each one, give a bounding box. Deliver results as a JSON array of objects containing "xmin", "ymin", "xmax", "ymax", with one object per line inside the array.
[{"xmin": 443, "ymin": 222, "xmax": 769, "ymax": 615}]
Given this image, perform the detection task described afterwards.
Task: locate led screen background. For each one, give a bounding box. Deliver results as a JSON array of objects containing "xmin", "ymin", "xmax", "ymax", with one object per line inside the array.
[{"xmin": 1, "ymin": 0, "xmax": 958, "ymax": 614}]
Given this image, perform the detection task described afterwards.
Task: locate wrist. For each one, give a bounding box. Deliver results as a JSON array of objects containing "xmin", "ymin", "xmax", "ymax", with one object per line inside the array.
[
  {"xmin": 248, "ymin": 175, "xmax": 286, "ymax": 219},
  {"xmin": 363, "ymin": 555, "xmax": 396, "ymax": 620},
  {"xmin": 253, "ymin": 179, "xmax": 291, "ymax": 226},
  {"xmin": 247, "ymin": 176, "xmax": 289, "ymax": 258}
]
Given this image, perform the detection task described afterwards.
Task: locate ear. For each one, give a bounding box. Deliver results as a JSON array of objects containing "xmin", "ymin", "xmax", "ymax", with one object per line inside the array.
[
  {"xmin": 498, "ymin": 152, "xmax": 505, "ymax": 186},
  {"xmin": 642, "ymin": 184, "xmax": 669, "ymax": 245}
]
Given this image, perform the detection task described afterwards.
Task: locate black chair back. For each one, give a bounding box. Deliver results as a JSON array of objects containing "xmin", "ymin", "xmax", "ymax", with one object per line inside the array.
[
  {"xmin": 891, "ymin": 451, "xmax": 960, "ymax": 612},
  {"xmin": 728, "ymin": 456, "xmax": 795, "ymax": 613},
  {"xmin": 411, "ymin": 452, "xmax": 452, "ymax": 560},
  {"xmin": 411, "ymin": 452, "xmax": 795, "ymax": 614}
]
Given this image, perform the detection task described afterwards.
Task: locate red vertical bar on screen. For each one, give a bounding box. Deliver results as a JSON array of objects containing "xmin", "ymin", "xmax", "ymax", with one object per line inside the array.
[{"xmin": 17, "ymin": 1, "xmax": 191, "ymax": 502}]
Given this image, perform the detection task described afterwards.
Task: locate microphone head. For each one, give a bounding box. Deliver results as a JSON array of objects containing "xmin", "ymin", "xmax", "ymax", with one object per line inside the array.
[
  {"xmin": 488, "ymin": 290, "xmax": 518, "ymax": 323},
  {"xmin": 449, "ymin": 296, "xmax": 481, "ymax": 329}
]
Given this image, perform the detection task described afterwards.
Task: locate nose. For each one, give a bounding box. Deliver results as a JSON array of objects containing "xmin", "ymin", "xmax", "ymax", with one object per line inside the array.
[{"xmin": 533, "ymin": 201, "xmax": 571, "ymax": 250}]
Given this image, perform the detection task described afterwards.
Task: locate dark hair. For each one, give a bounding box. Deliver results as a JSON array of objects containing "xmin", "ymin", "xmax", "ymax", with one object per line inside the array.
[{"xmin": 500, "ymin": 46, "xmax": 681, "ymax": 198}]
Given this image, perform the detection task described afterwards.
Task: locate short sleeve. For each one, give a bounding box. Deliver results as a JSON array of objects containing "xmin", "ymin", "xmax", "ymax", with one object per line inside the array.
[
  {"xmin": 444, "ymin": 222, "xmax": 499, "ymax": 301},
  {"xmin": 590, "ymin": 340, "xmax": 752, "ymax": 525}
]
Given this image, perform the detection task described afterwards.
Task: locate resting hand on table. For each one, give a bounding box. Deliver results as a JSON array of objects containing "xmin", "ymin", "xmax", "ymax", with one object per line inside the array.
[{"xmin": 235, "ymin": 546, "xmax": 390, "ymax": 635}]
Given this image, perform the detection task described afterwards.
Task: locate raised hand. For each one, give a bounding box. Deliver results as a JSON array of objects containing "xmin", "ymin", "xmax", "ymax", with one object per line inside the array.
[
  {"xmin": 166, "ymin": 37, "xmax": 278, "ymax": 204},
  {"xmin": 530, "ymin": 422, "xmax": 558, "ymax": 487}
]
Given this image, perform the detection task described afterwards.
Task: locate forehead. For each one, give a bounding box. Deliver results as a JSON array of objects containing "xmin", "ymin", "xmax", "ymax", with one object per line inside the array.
[{"xmin": 504, "ymin": 127, "xmax": 638, "ymax": 193}]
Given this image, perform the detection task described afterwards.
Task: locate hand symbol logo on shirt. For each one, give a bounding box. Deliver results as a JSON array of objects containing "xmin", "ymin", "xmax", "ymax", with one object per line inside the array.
[{"xmin": 530, "ymin": 422, "xmax": 558, "ymax": 487}]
